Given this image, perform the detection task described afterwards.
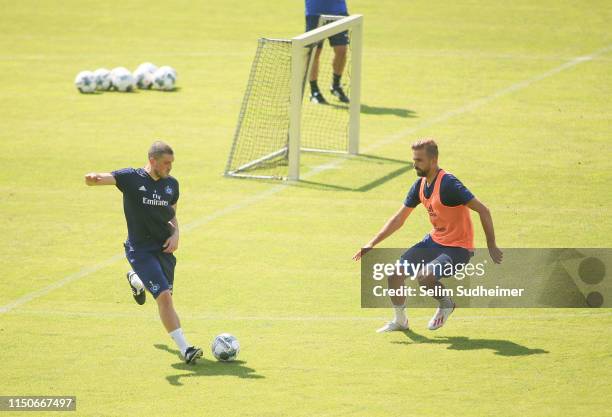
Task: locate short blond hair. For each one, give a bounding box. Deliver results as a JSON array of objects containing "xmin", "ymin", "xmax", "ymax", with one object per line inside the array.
[
  {"xmin": 148, "ymin": 140, "xmax": 174, "ymax": 160},
  {"xmin": 411, "ymin": 139, "xmax": 438, "ymax": 158}
]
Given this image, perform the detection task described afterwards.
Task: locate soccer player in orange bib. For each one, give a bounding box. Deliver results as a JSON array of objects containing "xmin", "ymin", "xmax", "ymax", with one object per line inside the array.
[{"xmin": 353, "ymin": 139, "xmax": 503, "ymax": 332}]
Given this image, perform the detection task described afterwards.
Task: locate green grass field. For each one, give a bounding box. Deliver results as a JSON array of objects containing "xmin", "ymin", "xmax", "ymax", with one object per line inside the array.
[{"xmin": 1, "ymin": 0, "xmax": 611, "ymax": 416}]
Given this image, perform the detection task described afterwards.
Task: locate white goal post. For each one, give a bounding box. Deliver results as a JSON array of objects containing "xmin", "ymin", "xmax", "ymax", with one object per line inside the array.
[
  {"xmin": 225, "ymin": 14, "xmax": 363, "ymax": 180},
  {"xmin": 289, "ymin": 14, "xmax": 362, "ymax": 180}
]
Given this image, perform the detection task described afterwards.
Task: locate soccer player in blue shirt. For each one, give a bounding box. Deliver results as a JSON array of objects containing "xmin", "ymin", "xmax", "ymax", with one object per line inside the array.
[
  {"xmin": 84, "ymin": 141, "xmax": 203, "ymax": 364},
  {"xmin": 305, "ymin": 0, "xmax": 350, "ymax": 104}
]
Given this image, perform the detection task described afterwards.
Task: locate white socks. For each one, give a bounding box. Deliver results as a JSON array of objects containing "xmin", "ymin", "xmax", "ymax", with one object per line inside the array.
[
  {"xmin": 169, "ymin": 328, "xmax": 189, "ymax": 356},
  {"xmin": 393, "ymin": 305, "xmax": 407, "ymax": 324},
  {"xmin": 438, "ymin": 296, "xmax": 454, "ymax": 309}
]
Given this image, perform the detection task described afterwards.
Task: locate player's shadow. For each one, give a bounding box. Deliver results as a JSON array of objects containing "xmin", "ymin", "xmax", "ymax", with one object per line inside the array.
[
  {"xmin": 155, "ymin": 344, "xmax": 265, "ymax": 386},
  {"xmin": 361, "ymin": 104, "xmax": 417, "ymax": 118},
  {"xmin": 296, "ymin": 154, "xmax": 413, "ymax": 192},
  {"xmin": 393, "ymin": 330, "xmax": 549, "ymax": 357}
]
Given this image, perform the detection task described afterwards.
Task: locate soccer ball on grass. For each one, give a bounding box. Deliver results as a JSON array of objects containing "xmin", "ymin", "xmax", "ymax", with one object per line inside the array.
[
  {"xmin": 211, "ymin": 333, "xmax": 240, "ymax": 362},
  {"xmin": 133, "ymin": 62, "xmax": 157, "ymax": 89},
  {"xmin": 74, "ymin": 71, "xmax": 96, "ymax": 93},
  {"xmin": 153, "ymin": 66, "xmax": 177, "ymax": 91},
  {"xmin": 110, "ymin": 67, "xmax": 135, "ymax": 92},
  {"xmin": 93, "ymin": 68, "xmax": 112, "ymax": 91}
]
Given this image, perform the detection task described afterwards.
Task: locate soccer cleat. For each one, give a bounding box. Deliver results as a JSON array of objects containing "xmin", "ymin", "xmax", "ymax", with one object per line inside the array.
[
  {"xmin": 330, "ymin": 85, "xmax": 349, "ymax": 103},
  {"xmin": 126, "ymin": 271, "xmax": 146, "ymax": 305},
  {"xmin": 427, "ymin": 303, "xmax": 456, "ymax": 330},
  {"xmin": 376, "ymin": 319, "xmax": 409, "ymax": 333},
  {"xmin": 184, "ymin": 346, "xmax": 203, "ymax": 364},
  {"xmin": 310, "ymin": 91, "xmax": 328, "ymax": 104}
]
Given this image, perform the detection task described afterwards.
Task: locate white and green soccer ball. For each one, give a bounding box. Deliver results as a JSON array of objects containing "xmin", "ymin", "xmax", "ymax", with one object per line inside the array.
[
  {"xmin": 133, "ymin": 62, "xmax": 157, "ymax": 89},
  {"xmin": 74, "ymin": 70, "xmax": 96, "ymax": 93},
  {"xmin": 159, "ymin": 65, "xmax": 177, "ymax": 78},
  {"xmin": 211, "ymin": 333, "xmax": 240, "ymax": 362},
  {"xmin": 153, "ymin": 66, "xmax": 177, "ymax": 91},
  {"xmin": 110, "ymin": 67, "xmax": 135, "ymax": 92},
  {"xmin": 93, "ymin": 68, "xmax": 112, "ymax": 90},
  {"xmin": 133, "ymin": 69, "xmax": 154, "ymax": 89},
  {"xmin": 136, "ymin": 62, "xmax": 157, "ymax": 74}
]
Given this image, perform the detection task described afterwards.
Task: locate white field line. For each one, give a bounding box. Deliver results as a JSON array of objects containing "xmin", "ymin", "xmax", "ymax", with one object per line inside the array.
[
  {"xmin": 1, "ymin": 50, "xmax": 612, "ymax": 62},
  {"xmin": 0, "ymin": 254, "xmax": 124, "ymax": 314},
  {"xmin": 1, "ymin": 44, "xmax": 610, "ymax": 314},
  {"xmin": 6, "ymin": 308, "xmax": 612, "ymax": 321},
  {"xmin": 368, "ymin": 49, "xmax": 612, "ymax": 62},
  {"xmin": 0, "ymin": 51, "xmax": 254, "ymax": 62}
]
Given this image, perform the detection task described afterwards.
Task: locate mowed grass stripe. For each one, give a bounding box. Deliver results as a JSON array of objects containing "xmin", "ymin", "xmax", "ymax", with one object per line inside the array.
[{"xmin": 2, "ymin": 43, "xmax": 609, "ymax": 315}]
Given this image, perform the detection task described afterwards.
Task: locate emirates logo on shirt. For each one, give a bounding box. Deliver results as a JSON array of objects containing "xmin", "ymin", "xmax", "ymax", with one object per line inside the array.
[{"xmin": 142, "ymin": 192, "xmax": 169, "ymax": 207}]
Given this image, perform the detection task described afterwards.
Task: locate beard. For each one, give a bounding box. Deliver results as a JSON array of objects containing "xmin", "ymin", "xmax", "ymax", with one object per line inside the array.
[
  {"xmin": 154, "ymin": 168, "xmax": 168, "ymax": 178},
  {"xmin": 415, "ymin": 167, "xmax": 427, "ymax": 177}
]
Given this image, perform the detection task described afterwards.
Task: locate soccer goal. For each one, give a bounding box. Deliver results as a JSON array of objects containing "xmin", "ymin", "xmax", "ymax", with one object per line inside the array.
[{"xmin": 224, "ymin": 14, "xmax": 363, "ymax": 180}]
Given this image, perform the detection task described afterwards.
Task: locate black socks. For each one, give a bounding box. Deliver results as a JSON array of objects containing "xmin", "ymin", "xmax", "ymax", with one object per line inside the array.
[
  {"xmin": 333, "ymin": 73, "xmax": 342, "ymax": 88},
  {"xmin": 310, "ymin": 80, "xmax": 320, "ymax": 94}
]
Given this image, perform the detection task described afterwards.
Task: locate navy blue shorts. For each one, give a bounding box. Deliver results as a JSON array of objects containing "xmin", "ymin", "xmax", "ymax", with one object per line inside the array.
[
  {"xmin": 400, "ymin": 235, "xmax": 472, "ymax": 280},
  {"xmin": 124, "ymin": 241, "xmax": 176, "ymax": 299},
  {"xmin": 305, "ymin": 14, "xmax": 350, "ymax": 47}
]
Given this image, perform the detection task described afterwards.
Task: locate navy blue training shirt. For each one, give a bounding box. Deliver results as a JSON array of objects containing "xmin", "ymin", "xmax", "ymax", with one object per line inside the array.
[
  {"xmin": 404, "ymin": 171, "xmax": 474, "ymax": 208},
  {"xmin": 305, "ymin": 0, "xmax": 347, "ymax": 15},
  {"xmin": 112, "ymin": 168, "xmax": 179, "ymax": 249}
]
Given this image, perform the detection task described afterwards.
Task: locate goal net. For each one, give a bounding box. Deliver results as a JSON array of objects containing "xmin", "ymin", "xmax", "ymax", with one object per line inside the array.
[{"xmin": 224, "ymin": 15, "xmax": 363, "ymax": 180}]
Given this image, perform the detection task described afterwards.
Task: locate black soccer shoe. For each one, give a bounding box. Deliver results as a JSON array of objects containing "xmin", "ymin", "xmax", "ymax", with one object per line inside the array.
[
  {"xmin": 310, "ymin": 91, "xmax": 328, "ymax": 104},
  {"xmin": 184, "ymin": 346, "xmax": 203, "ymax": 364},
  {"xmin": 126, "ymin": 271, "xmax": 146, "ymax": 305},
  {"xmin": 330, "ymin": 85, "xmax": 350, "ymax": 103}
]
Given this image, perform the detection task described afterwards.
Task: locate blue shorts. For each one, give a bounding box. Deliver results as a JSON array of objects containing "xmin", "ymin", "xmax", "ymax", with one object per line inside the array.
[
  {"xmin": 305, "ymin": 14, "xmax": 350, "ymax": 47},
  {"xmin": 124, "ymin": 241, "xmax": 176, "ymax": 299},
  {"xmin": 400, "ymin": 235, "xmax": 472, "ymax": 280}
]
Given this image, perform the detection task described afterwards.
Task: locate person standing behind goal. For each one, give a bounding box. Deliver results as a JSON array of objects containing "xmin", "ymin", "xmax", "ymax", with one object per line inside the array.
[{"xmin": 305, "ymin": 0, "xmax": 350, "ymax": 104}]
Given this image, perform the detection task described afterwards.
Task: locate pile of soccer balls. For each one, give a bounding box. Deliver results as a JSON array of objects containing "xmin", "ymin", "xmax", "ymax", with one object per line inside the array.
[{"xmin": 74, "ymin": 63, "xmax": 177, "ymax": 93}]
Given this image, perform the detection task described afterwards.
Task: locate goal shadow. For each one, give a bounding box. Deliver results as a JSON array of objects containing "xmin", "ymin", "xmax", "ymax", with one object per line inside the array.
[
  {"xmin": 361, "ymin": 104, "xmax": 417, "ymax": 118},
  {"xmin": 295, "ymin": 153, "xmax": 413, "ymax": 192}
]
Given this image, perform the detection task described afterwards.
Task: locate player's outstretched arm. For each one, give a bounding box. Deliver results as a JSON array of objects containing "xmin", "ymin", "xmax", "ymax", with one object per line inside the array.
[
  {"xmin": 466, "ymin": 198, "xmax": 503, "ymax": 264},
  {"xmin": 352, "ymin": 205, "xmax": 413, "ymax": 261},
  {"xmin": 84, "ymin": 172, "xmax": 116, "ymax": 186}
]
